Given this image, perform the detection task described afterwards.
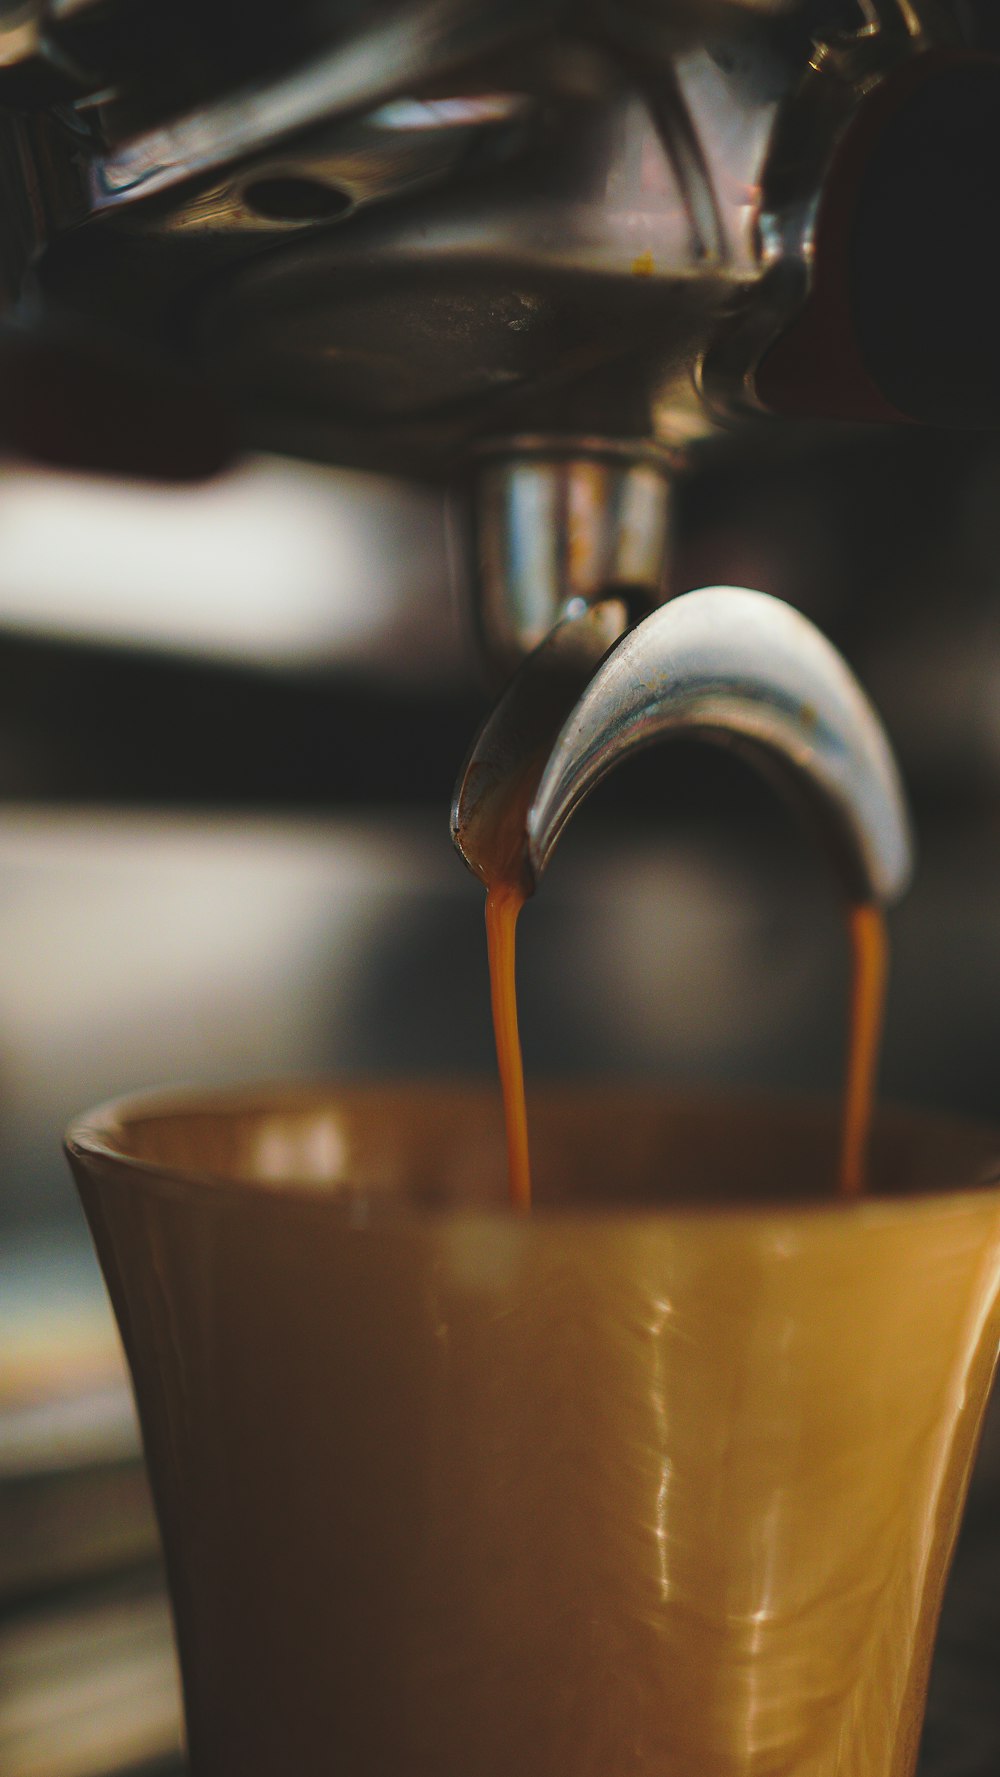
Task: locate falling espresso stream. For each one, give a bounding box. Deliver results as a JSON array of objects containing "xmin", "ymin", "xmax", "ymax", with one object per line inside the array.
[
  {"xmin": 484, "ymin": 873, "xmax": 888, "ymax": 1210},
  {"xmin": 840, "ymin": 902, "xmax": 889, "ymax": 1199},
  {"xmin": 485, "ymin": 881, "xmax": 532, "ymax": 1211}
]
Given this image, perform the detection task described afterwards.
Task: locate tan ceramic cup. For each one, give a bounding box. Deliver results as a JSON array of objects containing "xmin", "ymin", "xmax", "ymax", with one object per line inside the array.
[{"xmin": 66, "ymin": 1085, "xmax": 1000, "ymax": 1777}]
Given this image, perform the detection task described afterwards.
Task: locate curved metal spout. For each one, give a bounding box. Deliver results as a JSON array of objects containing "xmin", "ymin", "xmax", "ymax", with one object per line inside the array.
[{"xmin": 454, "ymin": 586, "xmax": 913, "ymax": 907}]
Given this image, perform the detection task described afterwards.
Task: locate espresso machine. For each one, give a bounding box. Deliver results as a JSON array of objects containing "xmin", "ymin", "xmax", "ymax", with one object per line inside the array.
[
  {"xmin": 2, "ymin": 0, "xmax": 1000, "ymax": 665},
  {"xmin": 3, "ymin": 3, "xmax": 1000, "ymax": 1774}
]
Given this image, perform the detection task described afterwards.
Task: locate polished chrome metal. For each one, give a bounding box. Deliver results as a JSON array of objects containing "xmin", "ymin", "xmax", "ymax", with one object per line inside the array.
[
  {"xmin": 530, "ymin": 587, "xmax": 912, "ymax": 903},
  {"xmin": 0, "ymin": 1, "xmax": 873, "ymax": 475},
  {"xmin": 132, "ymin": 94, "xmax": 532, "ymax": 238},
  {"xmin": 0, "ymin": 0, "xmax": 975, "ymax": 484},
  {"xmin": 471, "ymin": 440, "xmax": 673, "ymax": 677},
  {"xmin": 451, "ymin": 598, "xmax": 629, "ymax": 890},
  {"xmin": 87, "ymin": 3, "xmax": 538, "ymax": 208},
  {"xmin": 454, "ymin": 587, "xmax": 912, "ymax": 907},
  {"xmin": 190, "ymin": 78, "xmax": 762, "ymax": 473}
]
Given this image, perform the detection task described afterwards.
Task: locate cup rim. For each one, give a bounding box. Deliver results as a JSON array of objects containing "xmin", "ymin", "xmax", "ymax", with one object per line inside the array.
[{"xmin": 64, "ymin": 1078, "xmax": 1000, "ymax": 1227}]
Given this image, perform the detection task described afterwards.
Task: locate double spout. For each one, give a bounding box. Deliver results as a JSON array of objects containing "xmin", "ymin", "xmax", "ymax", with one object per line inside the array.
[{"xmin": 454, "ymin": 447, "xmax": 912, "ymax": 916}]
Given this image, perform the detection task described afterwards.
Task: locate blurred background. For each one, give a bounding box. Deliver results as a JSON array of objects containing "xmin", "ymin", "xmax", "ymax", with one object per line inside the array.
[{"xmin": 4, "ymin": 423, "xmax": 1000, "ymax": 1774}]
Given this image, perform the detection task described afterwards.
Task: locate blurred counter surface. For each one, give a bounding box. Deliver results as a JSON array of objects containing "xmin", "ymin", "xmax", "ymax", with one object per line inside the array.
[
  {"xmin": 1, "ymin": 1227, "xmax": 179, "ymax": 1777},
  {"xmin": 4, "ymin": 428, "xmax": 1000, "ymax": 1772}
]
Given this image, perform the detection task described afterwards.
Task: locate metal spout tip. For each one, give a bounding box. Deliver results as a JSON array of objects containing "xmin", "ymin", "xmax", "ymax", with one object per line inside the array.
[
  {"xmin": 527, "ymin": 587, "xmax": 913, "ymax": 909},
  {"xmin": 454, "ymin": 586, "xmax": 913, "ymax": 915}
]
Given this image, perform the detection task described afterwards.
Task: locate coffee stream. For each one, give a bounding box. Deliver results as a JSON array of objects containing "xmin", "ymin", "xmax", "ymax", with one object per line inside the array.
[
  {"xmin": 477, "ymin": 757, "xmax": 538, "ymax": 1210},
  {"xmin": 485, "ymin": 881, "xmax": 532, "ymax": 1210},
  {"xmin": 842, "ymin": 903, "xmax": 889, "ymax": 1198},
  {"xmin": 484, "ymin": 876, "xmax": 888, "ymax": 1211}
]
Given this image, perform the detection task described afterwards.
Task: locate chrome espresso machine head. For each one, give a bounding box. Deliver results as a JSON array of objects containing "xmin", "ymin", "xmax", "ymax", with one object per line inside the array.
[
  {"xmin": 2, "ymin": 0, "xmax": 998, "ymax": 645},
  {"xmin": 0, "ymin": 1, "xmax": 997, "ymax": 697}
]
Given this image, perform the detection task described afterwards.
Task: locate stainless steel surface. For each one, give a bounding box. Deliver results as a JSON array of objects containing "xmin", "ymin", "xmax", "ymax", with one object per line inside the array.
[
  {"xmin": 87, "ymin": 14, "xmax": 536, "ymax": 211},
  {"xmin": 470, "ymin": 440, "xmax": 672, "ymax": 675},
  {"xmin": 1, "ymin": 0, "xmax": 976, "ymax": 475},
  {"xmin": 0, "ymin": 0, "xmax": 987, "ymax": 697},
  {"xmin": 529, "ymin": 588, "xmax": 913, "ymax": 904},
  {"xmin": 455, "ymin": 586, "xmax": 912, "ymax": 905},
  {"xmin": 0, "ymin": 0, "xmax": 990, "ymax": 704},
  {"xmin": 105, "ymin": 93, "xmax": 535, "ymax": 237},
  {"xmin": 184, "ymin": 70, "xmax": 771, "ymax": 473}
]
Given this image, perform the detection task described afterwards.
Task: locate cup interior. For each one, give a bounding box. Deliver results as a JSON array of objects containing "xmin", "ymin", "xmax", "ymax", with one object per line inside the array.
[{"xmin": 66, "ymin": 1082, "xmax": 1000, "ymax": 1214}]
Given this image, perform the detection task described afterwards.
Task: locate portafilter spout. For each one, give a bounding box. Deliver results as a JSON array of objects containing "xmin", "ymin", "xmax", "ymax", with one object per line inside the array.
[{"xmin": 452, "ymin": 586, "xmax": 912, "ymax": 910}]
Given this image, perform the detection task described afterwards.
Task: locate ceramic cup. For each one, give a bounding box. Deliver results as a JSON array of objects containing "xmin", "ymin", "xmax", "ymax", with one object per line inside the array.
[{"xmin": 66, "ymin": 1084, "xmax": 1000, "ymax": 1777}]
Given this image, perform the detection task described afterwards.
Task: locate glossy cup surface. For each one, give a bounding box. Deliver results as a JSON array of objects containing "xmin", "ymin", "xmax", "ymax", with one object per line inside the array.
[{"xmin": 67, "ymin": 1085, "xmax": 1000, "ymax": 1777}]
